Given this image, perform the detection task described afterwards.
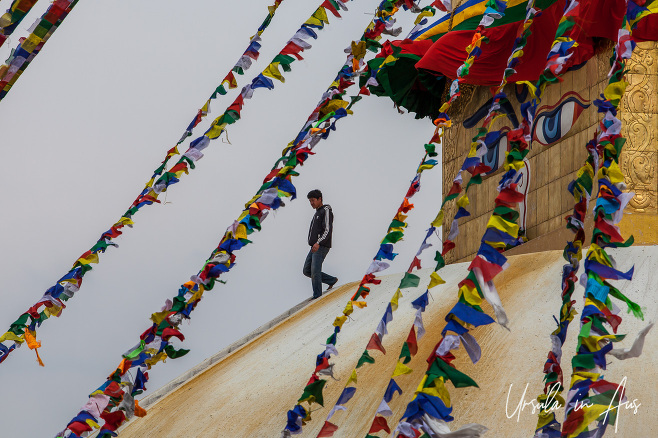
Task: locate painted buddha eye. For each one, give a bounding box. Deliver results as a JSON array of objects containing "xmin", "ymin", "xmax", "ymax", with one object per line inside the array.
[
  {"xmin": 532, "ymin": 91, "xmax": 590, "ymax": 146},
  {"xmin": 481, "ymin": 127, "xmax": 510, "ymax": 176}
]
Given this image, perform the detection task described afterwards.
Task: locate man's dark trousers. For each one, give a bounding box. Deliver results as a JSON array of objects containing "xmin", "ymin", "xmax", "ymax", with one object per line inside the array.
[{"xmin": 303, "ymin": 246, "xmax": 337, "ymax": 299}]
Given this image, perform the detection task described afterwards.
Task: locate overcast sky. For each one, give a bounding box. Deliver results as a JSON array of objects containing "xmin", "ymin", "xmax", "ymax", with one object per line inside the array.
[{"xmin": 0, "ymin": 1, "xmax": 446, "ymax": 436}]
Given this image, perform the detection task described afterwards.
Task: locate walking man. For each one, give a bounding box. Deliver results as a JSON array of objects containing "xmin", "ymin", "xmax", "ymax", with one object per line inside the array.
[{"xmin": 304, "ymin": 189, "xmax": 338, "ymax": 299}]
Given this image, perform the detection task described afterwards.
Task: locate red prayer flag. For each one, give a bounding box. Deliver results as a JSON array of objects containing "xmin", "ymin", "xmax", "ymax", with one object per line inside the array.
[
  {"xmin": 408, "ymin": 257, "xmax": 422, "ymax": 272},
  {"xmin": 366, "ymin": 333, "xmax": 386, "ymax": 355},
  {"xmin": 321, "ymin": 0, "xmax": 341, "ymax": 17},
  {"xmin": 369, "ymin": 416, "xmax": 391, "ymax": 434},
  {"xmin": 447, "ymin": 182, "xmax": 462, "ymax": 197},
  {"xmin": 100, "ymin": 410, "xmax": 126, "ymax": 432},
  {"xmin": 280, "ymin": 41, "xmax": 305, "ymax": 60},
  {"xmin": 442, "ymin": 240, "xmax": 455, "ymax": 256},
  {"xmin": 317, "ymin": 421, "xmax": 339, "ymax": 437},
  {"xmin": 406, "ymin": 326, "xmax": 418, "ymax": 356},
  {"xmin": 468, "ymin": 256, "xmax": 503, "ymax": 283}
]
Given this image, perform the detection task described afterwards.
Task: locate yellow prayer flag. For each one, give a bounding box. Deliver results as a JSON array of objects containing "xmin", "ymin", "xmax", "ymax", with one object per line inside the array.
[
  {"xmin": 75, "ymin": 253, "xmax": 99, "ymax": 267},
  {"xmin": 350, "ymin": 41, "xmax": 366, "ymax": 59},
  {"xmin": 415, "ymin": 375, "xmax": 429, "ymax": 394},
  {"xmin": 431, "ymin": 209, "xmax": 444, "ymax": 228},
  {"xmin": 22, "ymin": 34, "xmax": 43, "ymax": 52},
  {"xmin": 235, "ymin": 224, "xmax": 248, "ymax": 240},
  {"xmin": 333, "ymin": 315, "xmax": 347, "ymax": 328},
  {"xmin": 390, "ymin": 289, "xmax": 402, "ymax": 311},
  {"xmin": 569, "ymin": 371, "xmax": 600, "ymax": 388},
  {"xmin": 456, "ymin": 194, "xmax": 469, "ymax": 209},
  {"xmin": 150, "ymin": 310, "xmax": 169, "ymax": 325},
  {"xmin": 347, "ymin": 369, "xmax": 358, "ymax": 386},
  {"xmin": 382, "ymin": 54, "xmax": 398, "ymax": 67},
  {"xmin": 343, "ymin": 302, "xmax": 354, "ymax": 317},
  {"xmin": 144, "ymin": 351, "xmax": 168, "ymax": 366},
  {"xmin": 428, "ymin": 271, "xmax": 446, "ymax": 289},
  {"xmin": 305, "ymin": 6, "xmax": 329, "ymax": 27},
  {"xmin": 487, "ymin": 215, "xmax": 519, "ymax": 238},
  {"xmin": 392, "ymin": 361, "xmax": 413, "ymax": 377},
  {"xmin": 117, "ymin": 217, "xmax": 134, "ymax": 227},
  {"xmin": 395, "ymin": 212, "xmax": 408, "ymax": 223},
  {"xmin": 0, "ymin": 331, "xmax": 24, "ymax": 344},
  {"xmin": 601, "ymin": 160, "xmax": 624, "ymax": 184},
  {"xmin": 206, "ymin": 122, "xmax": 227, "ymax": 140},
  {"xmin": 262, "ymin": 62, "xmax": 285, "ymax": 83},
  {"xmin": 604, "ymin": 80, "xmax": 628, "ymax": 102},
  {"xmin": 419, "ymin": 377, "xmax": 451, "ymax": 407},
  {"xmin": 85, "ymin": 419, "xmax": 100, "ymax": 430},
  {"xmin": 459, "ymin": 283, "xmax": 482, "ymax": 307}
]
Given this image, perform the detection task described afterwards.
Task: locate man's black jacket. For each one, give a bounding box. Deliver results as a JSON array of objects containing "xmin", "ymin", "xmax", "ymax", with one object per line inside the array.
[{"xmin": 308, "ymin": 204, "xmax": 333, "ymax": 248}]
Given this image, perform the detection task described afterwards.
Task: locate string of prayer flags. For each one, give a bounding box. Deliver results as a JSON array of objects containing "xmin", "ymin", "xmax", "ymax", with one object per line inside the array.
[
  {"xmin": 54, "ymin": 1, "xmax": 421, "ymax": 435},
  {"xmin": 0, "ymin": 0, "xmax": 41, "ymax": 47},
  {"xmin": 181, "ymin": 0, "xmax": 287, "ymax": 142},
  {"xmin": 0, "ymin": 0, "xmax": 349, "ymax": 367},
  {"xmin": 560, "ymin": 6, "xmax": 654, "ymax": 435},
  {"xmin": 393, "ymin": 107, "xmax": 527, "ymax": 438},
  {"xmin": 0, "ymin": 0, "xmax": 79, "ymax": 102}
]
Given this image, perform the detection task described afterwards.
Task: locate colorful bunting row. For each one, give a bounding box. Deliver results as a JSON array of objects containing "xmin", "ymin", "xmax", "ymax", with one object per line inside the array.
[
  {"xmin": 0, "ymin": 0, "xmax": 350, "ymax": 367},
  {"xmin": 0, "ymin": 0, "xmax": 41, "ymax": 47},
  {"xmin": 53, "ymin": 1, "xmax": 419, "ymax": 435},
  {"xmin": 178, "ymin": 0, "xmax": 286, "ymax": 146},
  {"xmin": 529, "ymin": 0, "xmax": 601, "ymax": 435},
  {"xmin": 0, "ymin": 0, "xmax": 79, "ymax": 102},
  {"xmin": 394, "ymin": 105, "xmax": 527, "ymax": 438},
  {"xmin": 560, "ymin": 3, "xmax": 654, "ymax": 435}
]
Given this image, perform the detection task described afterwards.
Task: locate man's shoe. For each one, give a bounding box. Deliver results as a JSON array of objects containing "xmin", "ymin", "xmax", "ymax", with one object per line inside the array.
[
  {"xmin": 327, "ymin": 279, "xmax": 339, "ymax": 291},
  {"xmin": 311, "ymin": 294, "xmax": 322, "ymax": 300}
]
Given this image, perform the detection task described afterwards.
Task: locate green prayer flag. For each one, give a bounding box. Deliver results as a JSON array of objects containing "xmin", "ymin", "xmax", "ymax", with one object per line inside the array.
[
  {"xmin": 399, "ymin": 272, "xmax": 420, "ymax": 289},
  {"xmin": 571, "ymin": 353, "xmax": 596, "ymax": 370},
  {"xmin": 164, "ymin": 344, "xmax": 190, "ymax": 359},
  {"xmin": 357, "ymin": 350, "xmax": 375, "ymax": 368},
  {"xmin": 441, "ymin": 192, "xmax": 459, "ymax": 207},
  {"xmin": 298, "ymin": 379, "xmax": 327, "ymax": 406},
  {"xmin": 434, "ymin": 251, "xmax": 445, "ymax": 271},
  {"xmin": 399, "ymin": 342, "xmax": 412, "ymax": 364},
  {"xmin": 429, "ymin": 357, "xmax": 479, "ymax": 388},
  {"xmin": 382, "ymin": 231, "xmax": 404, "ymax": 244},
  {"xmin": 608, "ymin": 283, "xmax": 644, "ymax": 319}
]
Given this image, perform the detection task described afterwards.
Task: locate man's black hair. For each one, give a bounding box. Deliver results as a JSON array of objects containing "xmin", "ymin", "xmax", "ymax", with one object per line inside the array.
[{"xmin": 307, "ymin": 189, "xmax": 322, "ymax": 200}]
